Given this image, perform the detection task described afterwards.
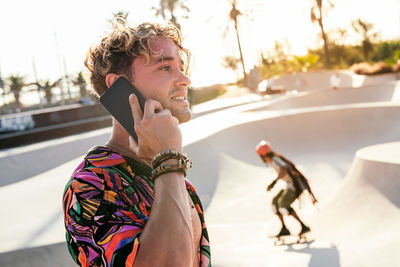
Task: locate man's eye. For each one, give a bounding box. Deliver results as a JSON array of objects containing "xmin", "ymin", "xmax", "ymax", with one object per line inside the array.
[{"xmin": 160, "ymin": 65, "xmax": 171, "ymax": 71}]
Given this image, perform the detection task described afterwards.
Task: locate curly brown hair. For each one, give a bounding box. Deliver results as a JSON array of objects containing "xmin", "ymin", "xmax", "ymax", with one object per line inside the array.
[{"xmin": 84, "ymin": 22, "xmax": 190, "ymax": 96}]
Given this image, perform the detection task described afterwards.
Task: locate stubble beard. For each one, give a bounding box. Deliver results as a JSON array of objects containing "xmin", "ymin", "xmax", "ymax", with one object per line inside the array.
[{"xmin": 171, "ymin": 106, "xmax": 192, "ymax": 123}]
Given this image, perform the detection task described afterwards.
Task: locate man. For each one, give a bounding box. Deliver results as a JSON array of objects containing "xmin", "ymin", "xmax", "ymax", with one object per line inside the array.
[
  {"xmin": 63, "ymin": 21, "xmax": 211, "ymax": 266},
  {"xmin": 256, "ymin": 140, "xmax": 317, "ymax": 237}
]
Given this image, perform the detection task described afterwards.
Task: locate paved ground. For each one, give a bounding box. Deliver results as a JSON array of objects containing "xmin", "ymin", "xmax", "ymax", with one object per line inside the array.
[{"xmin": 0, "ymin": 71, "xmax": 399, "ymax": 266}]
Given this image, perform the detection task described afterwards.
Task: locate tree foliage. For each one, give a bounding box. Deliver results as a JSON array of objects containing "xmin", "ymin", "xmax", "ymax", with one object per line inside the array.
[
  {"xmin": 222, "ymin": 55, "xmax": 240, "ymax": 71},
  {"xmin": 72, "ymin": 71, "xmax": 88, "ymax": 98},
  {"xmin": 30, "ymin": 78, "xmax": 62, "ymax": 105},
  {"xmin": 257, "ymin": 34, "xmax": 400, "ymax": 81},
  {"xmin": 7, "ymin": 74, "xmax": 26, "ymax": 108},
  {"xmin": 108, "ymin": 11, "xmax": 129, "ymax": 28},
  {"xmin": 352, "ymin": 19, "xmax": 378, "ymax": 61},
  {"xmin": 373, "ymin": 40, "xmax": 400, "ymax": 63},
  {"xmin": 153, "ymin": 0, "xmax": 190, "ymax": 29}
]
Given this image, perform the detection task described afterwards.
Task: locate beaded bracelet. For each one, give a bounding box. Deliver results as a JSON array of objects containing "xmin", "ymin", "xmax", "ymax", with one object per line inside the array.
[
  {"xmin": 152, "ymin": 162, "xmax": 186, "ymax": 180},
  {"xmin": 151, "ymin": 150, "xmax": 190, "ymax": 169},
  {"xmin": 151, "ymin": 150, "xmax": 192, "ymax": 180}
]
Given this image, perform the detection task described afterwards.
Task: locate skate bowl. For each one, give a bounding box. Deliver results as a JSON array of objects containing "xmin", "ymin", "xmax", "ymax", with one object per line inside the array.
[
  {"xmin": 0, "ymin": 74, "xmax": 399, "ymax": 266},
  {"xmin": 182, "ymin": 101, "xmax": 400, "ymax": 266},
  {"xmin": 264, "ymin": 82, "xmax": 400, "ymax": 110}
]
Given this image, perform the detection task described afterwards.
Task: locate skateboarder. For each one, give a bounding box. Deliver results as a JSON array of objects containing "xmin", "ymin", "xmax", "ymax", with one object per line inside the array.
[{"xmin": 256, "ymin": 140, "xmax": 318, "ymax": 238}]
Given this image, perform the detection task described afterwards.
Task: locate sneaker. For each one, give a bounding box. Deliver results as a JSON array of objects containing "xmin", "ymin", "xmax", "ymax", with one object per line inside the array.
[
  {"xmin": 277, "ymin": 226, "xmax": 291, "ymax": 237},
  {"xmin": 300, "ymin": 225, "xmax": 311, "ymax": 235}
]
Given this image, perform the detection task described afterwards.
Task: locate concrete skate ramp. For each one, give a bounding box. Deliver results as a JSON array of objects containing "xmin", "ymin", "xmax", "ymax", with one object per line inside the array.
[
  {"xmin": 310, "ymin": 142, "xmax": 400, "ymax": 267},
  {"xmin": 0, "ymin": 129, "xmax": 112, "ymax": 267},
  {"xmin": 183, "ymin": 103, "xmax": 400, "ymax": 266},
  {"xmin": 264, "ymin": 82, "xmax": 399, "ymax": 110},
  {"xmin": 0, "ymin": 128, "xmax": 112, "ymax": 187}
]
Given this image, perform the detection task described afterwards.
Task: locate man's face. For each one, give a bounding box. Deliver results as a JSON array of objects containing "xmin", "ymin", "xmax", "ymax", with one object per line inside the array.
[{"xmin": 130, "ymin": 37, "xmax": 191, "ymax": 123}]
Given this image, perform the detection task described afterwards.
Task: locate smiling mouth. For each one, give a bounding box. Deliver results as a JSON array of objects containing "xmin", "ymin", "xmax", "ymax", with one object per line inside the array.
[{"xmin": 171, "ymin": 96, "xmax": 187, "ymax": 101}]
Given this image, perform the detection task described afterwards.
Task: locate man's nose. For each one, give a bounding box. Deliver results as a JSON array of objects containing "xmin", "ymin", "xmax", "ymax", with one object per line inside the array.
[{"xmin": 176, "ymin": 70, "xmax": 191, "ymax": 87}]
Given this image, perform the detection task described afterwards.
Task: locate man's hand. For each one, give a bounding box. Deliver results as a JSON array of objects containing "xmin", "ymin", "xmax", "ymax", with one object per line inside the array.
[{"xmin": 128, "ymin": 94, "xmax": 183, "ymax": 160}]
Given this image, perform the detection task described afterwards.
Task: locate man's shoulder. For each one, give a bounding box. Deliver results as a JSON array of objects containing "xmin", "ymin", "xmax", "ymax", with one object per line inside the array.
[
  {"xmin": 65, "ymin": 146, "xmax": 153, "ymax": 202},
  {"xmin": 67, "ymin": 146, "xmax": 128, "ymax": 190},
  {"xmin": 70, "ymin": 145, "xmax": 153, "ymax": 190},
  {"xmin": 67, "ymin": 146, "xmax": 124, "ymax": 179},
  {"xmin": 83, "ymin": 146, "xmax": 126, "ymax": 168}
]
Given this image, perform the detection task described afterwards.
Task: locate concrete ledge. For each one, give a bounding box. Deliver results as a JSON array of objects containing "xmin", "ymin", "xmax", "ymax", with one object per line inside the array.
[
  {"xmin": 1, "ymin": 103, "xmax": 108, "ymax": 128},
  {"xmin": 0, "ymin": 104, "xmax": 112, "ymax": 149},
  {"xmin": 0, "ymin": 115, "xmax": 112, "ymax": 149}
]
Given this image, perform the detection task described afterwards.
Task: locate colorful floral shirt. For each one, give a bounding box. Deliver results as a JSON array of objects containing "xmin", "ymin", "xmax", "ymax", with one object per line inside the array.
[{"xmin": 63, "ymin": 146, "xmax": 211, "ymax": 266}]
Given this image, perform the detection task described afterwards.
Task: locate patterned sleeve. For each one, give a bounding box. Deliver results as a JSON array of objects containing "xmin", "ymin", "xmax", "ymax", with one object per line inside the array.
[{"xmin": 63, "ymin": 160, "xmax": 150, "ymax": 267}]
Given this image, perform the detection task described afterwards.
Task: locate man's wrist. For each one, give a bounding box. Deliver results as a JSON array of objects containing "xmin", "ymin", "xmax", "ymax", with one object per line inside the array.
[
  {"xmin": 151, "ymin": 150, "xmax": 192, "ymax": 180},
  {"xmin": 151, "ymin": 150, "xmax": 190, "ymax": 169}
]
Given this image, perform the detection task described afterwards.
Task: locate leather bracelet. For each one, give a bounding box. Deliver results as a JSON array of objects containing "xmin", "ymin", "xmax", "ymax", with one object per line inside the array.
[
  {"xmin": 151, "ymin": 150, "xmax": 192, "ymax": 180},
  {"xmin": 152, "ymin": 162, "xmax": 189, "ymax": 180},
  {"xmin": 152, "ymin": 150, "xmax": 191, "ymax": 169}
]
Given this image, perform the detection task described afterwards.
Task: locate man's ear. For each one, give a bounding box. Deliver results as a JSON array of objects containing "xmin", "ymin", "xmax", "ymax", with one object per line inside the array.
[{"xmin": 105, "ymin": 73, "xmax": 120, "ymax": 88}]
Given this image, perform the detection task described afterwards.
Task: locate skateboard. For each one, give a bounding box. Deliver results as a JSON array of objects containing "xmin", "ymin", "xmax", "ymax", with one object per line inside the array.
[{"xmin": 270, "ymin": 232, "xmax": 313, "ymax": 246}]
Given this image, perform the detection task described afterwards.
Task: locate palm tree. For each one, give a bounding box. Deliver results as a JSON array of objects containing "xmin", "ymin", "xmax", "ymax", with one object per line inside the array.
[
  {"xmin": 352, "ymin": 19, "xmax": 378, "ymax": 61},
  {"xmin": 8, "ymin": 74, "xmax": 26, "ymax": 110},
  {"xmin": 311, "ymin": 0, "xmax": 334, "ymax": 68},
  {"xmin": 72, "ymin": 71, "xmax": 88, "ymax": 99},
  {"xmin": 228, "ymin": 0, "xmax": 247, "ymax": 80},
  {"xmin": 30, "ymin": 78, "xmax": 62, "ymax": 105},
  {"xmin": 0, "ymin": 76, "xmax": 5, "ymax": 107},
  {"xmin": 109, "ymin": 11, "xmax": 129, "ymax": 28},
  {"xmin": 222, "ymin": 55, "xmax": 241, "ymax": 79},
  {"xmin": 152, "ymin": 0, "xmax": 190, "ymax": 29}
]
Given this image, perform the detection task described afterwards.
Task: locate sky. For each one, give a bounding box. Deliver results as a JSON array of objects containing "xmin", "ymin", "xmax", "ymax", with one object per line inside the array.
[{"xmin": 0, "ymin": 0, "xmax": 399, "ymax": 88}]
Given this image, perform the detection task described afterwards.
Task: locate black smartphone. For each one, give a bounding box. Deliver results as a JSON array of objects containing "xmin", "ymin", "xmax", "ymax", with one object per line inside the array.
[{"xmin": 99, "ymin": 77, "xmax": 146, "ymax": 142}]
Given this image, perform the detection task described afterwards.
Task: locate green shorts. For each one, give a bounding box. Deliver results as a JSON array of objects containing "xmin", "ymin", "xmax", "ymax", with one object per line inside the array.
[{"xmin": 272, "ymin": 189, "xmax": 297, "ymax": 215}]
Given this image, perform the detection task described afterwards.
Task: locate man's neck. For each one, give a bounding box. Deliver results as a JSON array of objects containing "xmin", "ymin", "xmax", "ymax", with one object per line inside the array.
[{"xmin": 107, "ymin": 123, "xmax": 151, "ymax": 166}]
